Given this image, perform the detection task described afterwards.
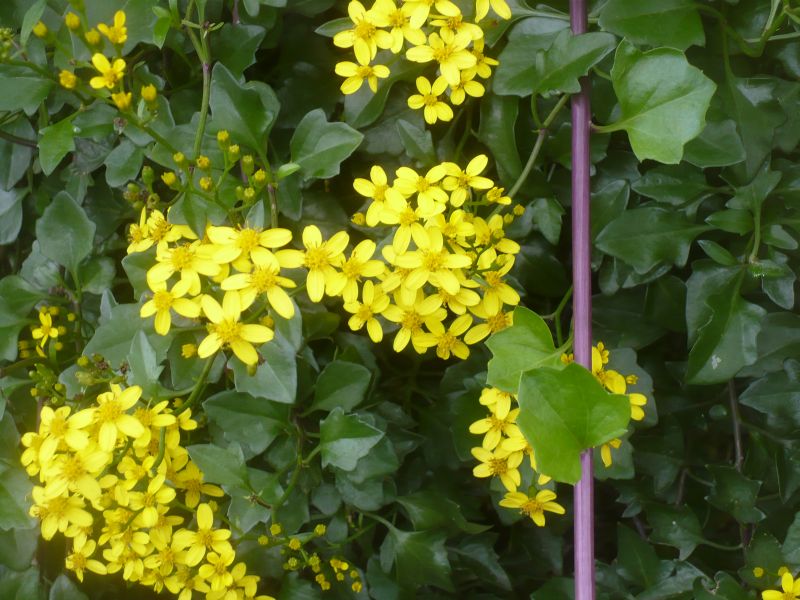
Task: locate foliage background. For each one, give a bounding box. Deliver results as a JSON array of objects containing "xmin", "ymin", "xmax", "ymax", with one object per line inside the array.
[{"xmin": 0, "ymin": 0, "xmax": 799, "ymax": 598}]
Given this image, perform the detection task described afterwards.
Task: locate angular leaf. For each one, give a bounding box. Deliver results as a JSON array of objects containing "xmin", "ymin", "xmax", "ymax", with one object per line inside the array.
[
  {"xmin": 532, "ymin": 30, "xmax": 617, "ymax": 96},
  {"xmin": 598, "ymin": 0, "xmax": 704, "ymax": 50},
  {"xmin": 0, "ymin": 65, "xmax": 53, "ymax": 115},
  {"xmin": 384, "ymin": 528, "xmax": 453, "ymax": 592},
  {"xmin": 319, "ymin": 407, "xmax": 383, "ymax": 471},
  {"xmin": 187, "ymin": 443, "xmax": 249, "ymax": 488},
  {"xmin": 232, "ymin": 335, "xmax": 297, "ymax": 404},
  {"xmin": 35, "ymin": 192, "xmax": 95, "ymax": 275},
  {"xmin": 616, "ymin": 525, "xmax": 661, "ymax": 588},
  {"xmin": 517, "ymin": 363, "xmax": 631, "ymax": 484},
  {"xmin": 706, "ymin": 465, "xmax": 765, "ymax": 524},
  {"xmin": 645, "ymin": 503, "xmax": 704, "ymax": 559},
  {"xmin": 597, "ymin": 41, "xmax": 715, "ymax": 164},
  {"xmin": 204, "ymin": 391, "xmax": 287, "ymax": 457},
  {"xmin": 38, "ymin": 117, "xmax": 76, "ymax": 176},
  {"xmin": 309, "ymin": 360, "xmax": 371, "ymax": 413},
  {"xmin": 290, "ymin": 109, "xmax": 363, "ymax": 180},
  {"xmin": 684, "ymin": 119, "xmax": 747, "ymax": 168}
]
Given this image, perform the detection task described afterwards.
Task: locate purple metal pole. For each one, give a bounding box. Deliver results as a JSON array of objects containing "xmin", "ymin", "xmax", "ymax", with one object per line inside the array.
[{"xmin": 570, "ymin": 0, "xmax": 594, "ymax": 598}]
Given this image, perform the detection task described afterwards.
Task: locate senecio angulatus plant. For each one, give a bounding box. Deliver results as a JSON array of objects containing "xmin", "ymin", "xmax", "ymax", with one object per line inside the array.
[{"xmin": 1, "ymin": 0, "xmax": 799, "ymax": 598}]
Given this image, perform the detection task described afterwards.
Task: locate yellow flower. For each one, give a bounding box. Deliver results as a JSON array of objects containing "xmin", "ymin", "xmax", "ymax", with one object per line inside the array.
[
  {"xmin": 59, "ymin": 70, "xmax": 78, "ymax": 90},
  {"xmin": 111, "ymin": 90, "xmax": 132, "ymax": 111},
  {"xmin": 207, "ymin": 225, "xmax": 292, "ymax": 272},
  {"xmin": 32, "ymin": 21, "xmax": 48, "ymax": 38},
  {"xmin": 199, "ymin": 549, "xmax": 236, "ymax": 591},
  {"xmin": 140, "ymin": 278, "xmax": 201, "ymax": 335},
  {"xmin": 382, "ymin": 291, "xmax": 445, "ymax": 353},
  {"xmin": 174, "ymin": 461, "xmax": 224, "ymax": 509},
  {"xmin": 66, "ymin": 534, "xmax": 107, "ymax": 581},
  {"xmin": 98, "ymin": 10, "xmax": 127, "ymax": 45},
  {"xmin": 335, "ymin": 58, "xmax": 390, "ymax": 94},
  {"xmin": 395, "ymin": 226, "xmax": 472, "ymax": 295},
  {"xmin": 403, "ymin": 0, "xmax": 460, "ymax": 24},
  {"xmin": 600, "ymin": 437, "xmax": 622, "ymax": 467},
  {"xmin": 475, "ymin": 0, "xmax": 512, "ymax": 21},
  {"xmin": 93, "ymin": 384, "xmax": 145, "ymax": 451},
  {"xmin": 164, "ymin": 565, "xmax": 210, "ymax": 600},
  {"xmin": 393, "ymin": 164, "xmax": 448, "ymax": 210},
  {"xmin": 198, "ymin": 292, "xmax": 274, "ymax": 366},
  {"xmin": 629, "ymin": 393, "xmax": 647, "ymax": 421},
  {"xmin": 294, "ymin": 225, "xmax": 350, "ymax": 303},
  {"xmin": 471, "ymin": 38, "xmax": 499, "ymax": 78},
  {"xmin": 763, "ymin": 572, "xmax": 800, "ymax": 600},
  {"xmin": 220, "ymin": 255, "xmax": 297, "ymax": 319},
  {"xmin": 372, "ymin": 0, "xmax": 426, "ymax": 52},
  {"xmin": 38, "ymin": 405, "xmax": 92, "ymax": 461},
  {"xmin": 30, "ymin": 486, "xmax": 93, "ymax": 540},
  {"xmin": 129, "ymin": 474, "xmax": 176, "ymax": 527},
  {"xmin": 31, "ymin": 309, "xmax": 59, "ymax": 347},
  {"xmin": 329, "ymin": 239, "xmax": 386, "ymax": 302},
  {"xmin": 333, "ymin": 0, "xmax": 393, "ymax": 64},
  {"xmin": 424, "ymin": 313, "xmax": 473, "ymax": 360},
  {"xmin": 449, "ymin": 68, "xmax": 485, "ymax": 105},
  {"xmin": 471, "ymin": 446, "xmax": 523, "ymax": 491},
  {"xmin": 407, "ymin": 75, "xmax": 453, "ymax": 125},
  {"xmin": 343, "ymin": 280, "xmax": 390, "ymax": 342},
  {"xmin": 464, "ymin": 303, "xmax": 512, "ymax": 344},
  {"xmin": 147, "ymin": 240, "xmax": 221, "ymax": 296},
  {"xmin": 442, "ymin": 154, "xmax": 494, "ymax": 207},
  {"xmin": 89, "ymin": 53, "xmax": 126, "ymax": 89},
  {"xmin": 469, "ymin": 396, "xmax": 518, "ymax": 449},
  {"xmin": 173, "ymin": 503, "xmax": 232, "ymax": 566},
  {"xmin": 64, "ymin": 12, "xmax": 81, "ymax": 30},
  {"xmin": 406, "ymin": 30, "xmax": 476, "ymax": 86},
  {"xmin": 84, "ymin": 28, "xmax": 101, "ymax": 45},
  {"xmin": 141, "ymin": 83, "xmax": 157, "ymax": 102},
  {"xmin": 499, "ymin": 490, "xmax": 565, "ymax": 526},
  {"xmin": 475, "ymin": 251, "xmax": 520, "ymax": 313}
]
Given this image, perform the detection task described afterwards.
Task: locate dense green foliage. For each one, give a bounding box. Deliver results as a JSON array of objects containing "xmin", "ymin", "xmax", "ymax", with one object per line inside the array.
[{"xmin": 0, "ymin": 0, "xmax": 799, "ymax": 598}]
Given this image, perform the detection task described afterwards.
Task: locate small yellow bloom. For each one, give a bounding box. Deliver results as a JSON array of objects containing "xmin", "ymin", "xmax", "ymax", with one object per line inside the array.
[
  {"xmin": 343, "ymin": 280, "xmax": 390, "ymax": 343},
  {"xmin": 471, "ymin": 446, "xmax": 523, "ymax": 492},
  {"xmin": 499, "ymin": 490, "xmax": 565, "ymax": 526},
  {"xmin": 32, "ymin": 21, "xmax": 48, "ymax": 38},
  {"xmin": 32, "ymin": 310, "xmax": 58, "ymax": 348},
  {"xmin": 98, "ymin": 10, "xmax": 127, "ymax": 45},
  {"xmin": 89, "ymin": 54, "xmax": 126, "ymax": 89},
  {"xmin": 59, "ymin": 70, "xmax": 78, "ymax": 90},
  {"xmin": 64, "ymin": 12, "xmax": 81, "ymax": 30},
  {"xmin": 181, "ymin": 343, "xmax": 197, "ymax": 358},
  {"xmin": 407, "ymin": 76, "xmax": 453, "ymax": 125},
  {"xmin": 335, "ymin": 59, "xmax": 390, "ymax": 94},
  {"xmin": 141, "ymin": 83, "xmax": 157, "ymax": 102},
  {"xmin": 111, "ymin": 90, "xmax": 132, "ymax": 111},
  {"xmin": 140, "ymin": 278, "xmax": 201, "ymax": 335},
  {"xmin": 753, "ymin": 567, "xmax": 764, "ymax": 578},
  {"xmin": 198, "ymin": 292, "xmax": 274, "ymax": 366},
  {"xmin": 332, "ymin": 0, "xmax": 393, "ymax": 64},
  {"xmin": 84, "ymin": 28, "xmax": 101, "ymax": 46},
  {"xmin": 405, "ymin": 30, "xmax": 476, "ymax": 86},
  {"xmin": 763, "ymin": 572, "xmax": 800, "ymax": 600}
]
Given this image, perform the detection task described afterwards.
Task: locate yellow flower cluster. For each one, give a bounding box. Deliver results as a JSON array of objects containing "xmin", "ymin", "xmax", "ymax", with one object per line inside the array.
[
  {"xmin": 340, "ymin": 156, "xmax": 523, "ymax": 359},
  {"xmin": 20, "ymin": 383, "xmax": 274, "ymax": 600},
  {"xmin": 19, "ymin": 305, "xmax": 74, "ymax": 358},
  {"xmin": 561, "ymin": 342, "xmax": 647, "ymax": 467},
  {"xmin": 468, "ymin": 343, "xmax": 649, "ymax": 525},
  {"xmin": 332, "ymin": 0, "xmax": 505, "ymax": 123},
  {"xmin": 469, "ymin": 387, "xmax": 565, "ymax": 527}
]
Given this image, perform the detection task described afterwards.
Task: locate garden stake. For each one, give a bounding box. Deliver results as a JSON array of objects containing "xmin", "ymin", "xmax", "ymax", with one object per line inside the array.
[{"xmin": 570, "ymin": 0, "xmax": 595, "ymax": 598}]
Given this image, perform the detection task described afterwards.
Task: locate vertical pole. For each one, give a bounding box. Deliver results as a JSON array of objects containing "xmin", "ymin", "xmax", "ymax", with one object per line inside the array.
[{"xmin": 570, "ymin": 0, "xmax": 594, "ymax": 599}]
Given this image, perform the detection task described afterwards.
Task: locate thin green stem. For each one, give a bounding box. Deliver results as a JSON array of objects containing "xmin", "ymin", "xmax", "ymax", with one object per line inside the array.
[
  {"xmin": 174, "ymin": 357, "xmax": 215, "ymax": 416},
  {"xmin": 508, "ymin": 93, "xmax": 570, "ymax": 198},
  {"xmin": 748, "ymin": 209, "xmax": 761, "ymax": 263},
  {"xmin": 267, "ymin": 183, "xmax": 279, "ymax": 228}
]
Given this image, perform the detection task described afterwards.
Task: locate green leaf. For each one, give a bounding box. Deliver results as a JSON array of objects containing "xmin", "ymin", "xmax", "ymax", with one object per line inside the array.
[
  {"xmin": 0, "ymin": 190, "xmax": 24, "ymax": 245},
  {"xmin": 739, "ymin": 370, "xmax": 800, "ymax": 432},
  {"xmin": 477, "ymin": 95, "xmax": 522, "ymax": 185},
  {"xmin": 597, "ymin": 41, "xmax": 715, "ymax": 164},
  {"xmin": 645, "ymin": 503, "xmax": 704, "ymax": 559},
  {"xmin": 84, "ymin": 304, "xmax": 172, "ymax": 367},
  {"xmin": 126, "ymin": 331, "xmax": 164, "ymax": 398},
  {"xmin": 0, "ymin": 66, "xmax": 53, "ymax": 116},
  {"xmin": 727, "ymin": 166, "xmax": 781, "ymax": 213},
  {"xmin": 531, "ymin": 30, "xmax": 617, "ymax": 96},
  {"xmin": 104, "ymin": 139, "xmax": 145, "ymax": 188},
  {"xmin": 19, "ymin": 0, "xmax": 46, "ymax": 47},
  {"xmin": 384, "ymin": 528, "xmax": 454, "ymax": 592},
  {"xmin": 706, "ymin": 209, "xmax": 753, "ymax": 234},
  {"xmin": 309, "ymin": 360, "xmax": 371, "ymax": 413},
  {"xmin": 739, "ymin": 312, "xmax": 800, "ymax": 377},
  {"xmin": 38, "ymin": 117, "xmax": 76, "ymax": 176},
  {"xmin": 344, "ymin": 56, "xmax": 420, "ymax": 129},
  {"xmin": 598, "ymin": 0, "xmax": 704, "ymax": 50},
  {"xmin": 0, "ymin": 463, "xmax": 35, "ymax": 530},
  {"xmin": 290, "ymin": 109, "xmax": 363, "ymax": 180},
  {"xmin": 596, "ymin": 207, "xmax": 710, "ymax": 274},
  {"xmin": 187, "ymin": 443, "xmax": 249, "ymax": 488},
  {"xmin": 35, "ymin": 192, "xmax": 95, "ymax": 275},
  {"xmin": 516, "ymin": 363, "xmax": 631, "ymax": 484},
  {"xmin": 697, "ymin": 240, "xmax": 738, "ymax": 266},
  {"xmin": 632, "ymin": 164, "xmax": 709, "ymax": 206},
  {"xmin": 686, "ymin": 274, "xmax": 766, "ymax": 384},
  {"xmin": 48, "ymin": 574, "xmax": 89, "ymax": 600},
  {"xmin": 319, "ymin": 407, "xmax": 383, "ymax": 471},
  {"xmin": 706, "ymin": 465, "xmax": 765, "ymax": 524},
  {"xmin": 693, "ymin": 572, "xmax": 757, "ymax": 600},
  {"xmin": 684, "ymin": 119, "xmax": 747, "ymax": 168},
  {"xmin": 204, "ymin": 390, "xmax": 287, "ymax": 457},
  {"xmin": 214, "ymin": 24, "xmax": 266, "ymax": 77},
  {"xmin": 232, "ymin": 335, "xmax": 297, "ymax": 404},
  {"xmin": 0, "ymin": 117, "xmax": 35, "ymax": 191},
  {"xmin": 396, "ymin": 119, "xmax": 436, "ymax": 166},
  {"xmin": 616, "ymin": 525, "xmax": 661, "ymax": 587},
  {"xmin": 530, "ymin": 197, "xmax": 564, "ymax": 245},
  {"xmin": 397, "ymin": 491, "xmax": 487, "ymax": 534},
  {"xmin": 782, "ymin": 511, "xmax": 800, "ymax": 564},
  {"xmin": 486, "ymin": 306, "xmax": 562, "ymax": 392},
  {"xmin": 209, "ymin": 62, "xmax": 280, "ymax": 156}
]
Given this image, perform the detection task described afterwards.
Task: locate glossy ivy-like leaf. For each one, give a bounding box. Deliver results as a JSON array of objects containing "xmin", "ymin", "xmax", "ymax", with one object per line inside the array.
[
  {"xmin": 35, "ymin": 192, "xmax": 95, "ymax": 276},
  {"xmin": 645, "ymin": 503, "xmax": 704, "ymax": 559},
  {"xmin": 204, "ymin": 391, "xmax": 287, "ymax": 458},
  {"xmin": 382, "ymin": 527, "xmax": 454, "ymax": 592},
  {"xmin": 232, "ymin": 335, "xmax": 297, "ymax": 404},
  {"xmin": 632, "ymin": 164, "xmax": 709, "ymax": 206},
  {"xmin": 486, "ymin": 306, "xmax": 562, "ymax": 392},
  {"xmin": 596, "ymin": 207, "xmax": 710, "ymax": 274},
  {"xmin": 0, "ymin": 65, "xmax": 53, "ymax": 116},
  {"xmin": 706, "ymin": 465, "xmax": 765, "ymax": 524},
  {"xmin": 290, "ymin": 108, "xmax": 363, "ymax": 180},
  {"xmin": 319, "ymin": 407, "xmax": 383, "ymax": 471},
  {"xmin": 598, "ymin": 0, "xmax": 704, "ymax": 51},
  {"xmin": 616, "ymin": 524, "xmax": 661, "ymax": 588},
  {"xmin": 530, "ymin": 30, "xmax": 617, "ymax": 96},
  {"xmin": 309, "ymin": 360, "xmax": 371, "ymax": 413},
  {"xmin": 187, "ymin": 443, "xmax": 249, "ymax": 488},
  {"xmin": 683, "ymin": 119, "xmax": 747, "ymax": 168},
  {"xmin": 38, "ymin": 117, "xmax": 76, "ymax": 176},
  {"xmin": 516, "ymin": 363, "xmax": 631, "ymax": 484},
  {"xmin": 597, "ymin": 41, "xmax": 715, "ymax": 164}
]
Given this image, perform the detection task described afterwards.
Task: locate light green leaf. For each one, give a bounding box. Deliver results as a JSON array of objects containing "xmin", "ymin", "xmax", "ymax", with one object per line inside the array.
[
  {"xmin": 38, "ymin": 117, "xmax": 76, "ymax": 176},
  {"xmin": 187, "ymin": 443, "xmax": 249, "ymax": 488},
  {"xmin": 127, "ymin": 331, "xmax": 164, "ymax": 398},
  {"xmin": 49, "ymin": 574, "xmax": 89, "ymax": 600},
  {"xmin": 319, "ymin": 407, "xmax": 383, "ymax": 471},
  {"xmin": 0, "ymin": 66, "xmax": 53, "ymax": 116},
  {"xmin": 597, "ymin": 41, "xmax": 715, "ymax": 164},
  {"xmin": 309, "ymin": 360, "xmax": 371, "ymax": 413},
  {"xmin": 19, "ymin": 0, "xmax": 46, "ymax": 47},
  {"xmin": 477, "ymin": 95, "xmax": 522, "ymax": 185},
  {"xmin": 104, "ymin": 139, "xmax": 145, "ymax": 188},
  {"xmin": 35, "ymin": 192, "xmax": 95, "ymax": 275},
  {"xmin": 516, "ymin": 363, "xmax": 631, "ymax": 484},
  {"xmin": 0, "ymin": 190, "xmax": 24, "ymax": 245},
  {"xmin": 0, "ymin": 462, "xmax": 35, "ymax": 530},
  {"xmin": 596, "ymin": 207, "xmax": 710, "ymax": 274},
  {"xmin": 598, "ymin": 0, "xmax": 704, "ymax": 50},
  {"xmin": 0, "ymin": 117, "xmax": 35, "ymax": 191},
  {"xmin": 204, "ymin": 390, "xmax": 287, "ymax": 457},
  {"xmin": 232, "ymin": 335, "xmax": 297, "ymax": 404},
  {"xmin": 683, "ymin": 119, "xmax": 747, "ymax": 168},
  {"xmin": 486, "ymin": 306, "xmax": 562, "ymax": 393},
  {"xmin": 84, "ymin": 304, "xmax": 172, "ymax": 367},
  {"xmin": 396, "ymin": 119, "xmax": 436, "ymax": 166},
  {"xmin": 290, "ymin": 109, "xmax": 363, "ymax": 180}
]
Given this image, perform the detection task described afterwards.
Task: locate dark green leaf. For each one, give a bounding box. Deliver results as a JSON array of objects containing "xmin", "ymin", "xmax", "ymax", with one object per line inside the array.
[
  {"xmin": 477, "ymin": 95, "xmax": 522, "ymax": 185},
  {"xmin": 531, "ymin": 30, "xmax": 617, "ymax": 96},
  {"xmin": 35, "ymin": 192, "xmax": 95, "ymax": 275},
  {"xmin": 493, "ymin": 19, "xmax": 569, "ymax": 96},
  {"xmin": 309, "ymin": 360, "xmax": 371, "ymax": 413},
  {"xmin": 0, "ymin": 117, "xmax": 35, "ymax": 191},
  {"xmin": 598, "ymin": 0, "xmax": 704, "ymax": 50},
  {"xmin": 596, "ymin": 207, "xmax": 710, "ymax": 273},
  {"xmin": 38, "ymin": 117, "xmax": 75, "ymax": 176},
  {"xmin": 214, "ymin": 24, "xmax": 266, "ymax": 77},
  {"xmin": 104, "ymin": 139, "xmax": 144, "ymax": 188},
  {"xmin": 705, "ymin": 209, "xmax": 753, "ymax": 234},
  {"xmin": 727, "ymin": 166, "xmax": 781, "ymax": 212},
  {"xmin": 290, "ymin": 109, "xmax": 363, "ymax": 180},
  {"xmin": 232, "ymin": 335, "xmax": 297, "ymax": 404},
  {"xmin": 632, "ymin": 164, "xmax": 708, "ymax": 206},
  {"xmin": 645, "ymin": 503, "xmax": 704, "ymax": 559},
  {"xmin": 616, "ymin": 525, "xmax": 661, "ymax": 587},
  {"xmin": 48, "ymin": 574, "xmax": 89, "ymax": 600},
  {"xmin": 684, "ymin": 119, "xmax": 747, "ymax": 168},
  {"xmin": 706, "ymin": 465, "xmax": 764, "ymax": 523},
  {"xmin": 187, "ymin": 443, "xmax": 249, "ymax": 488},
  {"xmin": 597, "ymin": 41, "xmax": 715, "ymax": 163},
  {"xmin": 84, "ymin": 304, "xmax": 172, "ymax": 367},
  {"xmin": 126, "ymin": 331, "xmax": 163, "ymax": 398},
  {"xmin": 0, "ymin": 463, "xmax": 35, "ymax": 530},
  {"xmin": 0, "ymin": 190, "xmax": 24, "ymax": 245},
  {"xmin": 530, "ymin": 197, "xmax": 564, "ymax": 244},
  {"xmin": 319, "ymin": 407, "xmax": 383, "ymax": 471},
  {"xmin": 204, "ymin": 390, "xmax": 287, "ymax": 458},
  {"xmin": 396, "ymin": 119, "xmax": 436, "ymax": 166},
  {"xmin": 0, "ymin": 65, "xmax": 53, "ymax": 115},
  {"xmin": 517, "ymin": 363, "xmax": 631, "ymax": 484},
  {"xmin": 740, "ymin": 370, "xmax": 800, "ymax": 432},
  {"xmin": 697, "ymin": 240, "xmax": 738, "ymax": 266},
  {"xmin": 384, "ymin": 528, "xmax": 453, "ymax": 592}
]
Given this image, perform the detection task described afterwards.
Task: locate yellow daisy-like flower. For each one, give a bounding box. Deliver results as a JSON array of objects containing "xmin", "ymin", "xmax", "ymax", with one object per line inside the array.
[
  {"xmin": 470, "ymin": 446, "xmax": 523, "ymax": 492},
  {"xmin": 140, "ymin": 278, "xmax": 201, "ymax": 336},
  {"xmin": 442, "ymin": 154, "xmax": 494, "ymax": 207},
  {"xmin": 373, "ymin": 0, "xmax": 426, "ymax": 52},
  {"xmin": 37, "ymin": 405, "xmax": 92, "ymax": 461},
  {"xmin": 600, "ymin": 437, "xmax": 623, "ymax": 467},
  {"xmin": 382, "ymin": 291, "xmax": 446, "ymax": 353},
  {"xmin": 393, "ymin": 164, "xmax": 448, "ymax": 210},
  {"xmin": 464, "ymin": 303, "xmax": 513, "ymax": 344},
  {"xmin": 89, "ymin": 53, "xmax": 126, "ymax": 89},
  {"xmin": 198, "ymin": 548, "xmax": 236, "ymax": 591},
  {"xmin": 147, "ymin": 240, "xmax": 220, "ymax": 296},
  {"xmin": 394, "ymin": 226, "xmax": 472, "ymax": 295},
  {"xmin": 198, "ymin": 292, "xmax": 274, "ymax": 366},
  {"xmin": 111, "ymin": 90, "xmax": 132, "ymax": 111},
  {"xmin": 499, "ymin": 490, "xmax": 565, "ymax": 526},
  {"xmin": 407, "ymin": 76, "xmax": 453, "ymax": 125},
  {"xmin": 335, "ymin": 58, "xmax": 390, "ymax": 94},
  {"xmin": 474, "ymin": 0, "xmax": 512, "ymax": 21},
  {"xmin": 354, "ymin": 165, "xmax": 403, "ymax": 227},
  {"xmin": 207, "ymin": 225, "xmax": 292, "ymax": 273},
  {"xmin": 471, "ymin": 38, "xmax": 499, "ymax": 78},
  {"xmin": 403, "ymin": 0, "xmax": 460, "ymax": 25},
  {"xmin": 763, "ymin": 572, "xmax": 800, "ymax": 600},
  {"xmin": 220, "ymin": 253, "xmax": 297, "ymax": 319},
  {"xmin": 31, "ymin": 486, "xmax": 93, "ymax": 540},
  {"xmin": 66, "ymin": 534, "xmax": 107, "ymax": 582},
  {"xmin": 174, "ymin": 461, "xmax": 225, "ymax": 509},
  {"xmin": 98, "ymin": 10, "xmax": 127, "ymax": 45},
  {"xmin": 93, "ymin": 384, "xmax": 145, "ymax": 452},
  {"xmin": 423, "ymin": 313, "xmax": 473, "ymax": 360},
  {"xmin": 295, "ymin": 225, "xmax": 350, "ymax": 303},
  {"xmin": 469, "ymin": 397, "xmax": 518, "ymax": 449},
  {"xmin": 406, "ymin": 30, "xmax": 476, "ymax": 86},
  {"xmin": 333, "ymin": 0, "xmax": 393, "ymax": 64},
  {"xmin": 31, "ymin": 309, "xmax": 58, "ymax": 348},
  {"xmin": 343, "ymin": 280, "xmax": 390, "ymax": 342},
  {"xmin": 173, "ymin": 503, "xmax": 232, "ymax": 566},
  {"xmin": 449, "ymin": 68, "xmax": 485, "ymax": 105},
  {"xmin": 329, "ymin": 239, "xmax": 386, "ymax": 302}
]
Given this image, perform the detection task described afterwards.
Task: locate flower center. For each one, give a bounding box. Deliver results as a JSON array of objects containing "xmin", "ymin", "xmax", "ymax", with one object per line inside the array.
[
  {"xmin": 98, "ymin": 400, "xmax": 123, "ymax": 423},
  {"xmin": 341, "ymin": 258, "xmax": 364, "ymax": 280},
  {"xmin": 354, "ymin": 19, "xmax": 376, "ymax": 40},
  {"xmin": 250, "ymin": 267, "xmax": 278, "ymax": 292},
  {"xmin": 400, "ymin": 311, "xmax": 423, "ymax": 331},
  {"xmin": 304, "ymin": 246, "xmax": 329, "ymax": 270},
  {"xmin": 153, "ymin": 290, "xmax": 174, "ymax": 311},
  {"xmin": 169, "ymin": 245, "xmax": 195, "ymax": 271},
  {"xmin": 399, "ymin": 208, "xmax": 417, "ymax": 226},
  {"xmin": 487, "ymin": 312, "xmax": 510, "ymax": 333},
  {"xmin": 356, "ymin": 65, "xmax": 374, "ymax": 78},
  {"xmin": 437, "ymin": 332, "xmax": 456, "ymax": 354},
  {"xmin": 236, "ymin": 228, "xmax": 260, "ymax": 253},
  {"xmin": 211, "ymin": 319, "xmax": 243, "ymax": 345},
  {"xmin": 421, "ymin": 249, "xmax": 445, "ymax": 271},
  {"xmin": 488, "ymin": 457, "xmax": 508, "ymax": 475},
  {"xmin": 520, "ymin": 500, "xmax": 543, "ymax": 517},
  {"xmin": 423, "ymin": 93, "xmax": 440, "ymax": 107}
]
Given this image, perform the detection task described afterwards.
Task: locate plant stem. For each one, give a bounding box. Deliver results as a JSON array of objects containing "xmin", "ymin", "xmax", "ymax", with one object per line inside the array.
[
  {"xmin": 508, "ymin": 93, "xmax": 570, "ymax": 198},
  {"xmin": 0, "ymin": 129, "xmax": 36, "ymax": 148},
  {"xmin": 192, "ymin": 25, "xmax": 212, "ymax": 159},
  {"xmin": 267, "ymin": 183, "xmax": 279, "ymax": 228},
  {"xmin": 174, "ymin": 356, "xmax": 215, "ymax": 416},
  {"xmin": 728, "ymin": 381, "xmax": 744, "ymax": 470}
]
